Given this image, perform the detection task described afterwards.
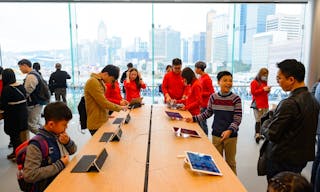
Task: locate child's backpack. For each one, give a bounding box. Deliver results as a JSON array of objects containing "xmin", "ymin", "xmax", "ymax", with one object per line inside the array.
[
  {"xmin": 77, "ymin": 96, "xmax": 87, "ymax": 130},
  {"xmin": 15, "ymin": 134, "xmax": 49, "ymax": 192}
]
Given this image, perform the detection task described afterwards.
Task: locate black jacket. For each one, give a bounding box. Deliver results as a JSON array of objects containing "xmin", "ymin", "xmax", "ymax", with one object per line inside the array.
[
  {"xmin": 49, "ymin": 70, "xmax": 71, "ymax": 89},
  {"xmin": 267, "ymin": 87, "xmax": 319, "ymax": 165}
]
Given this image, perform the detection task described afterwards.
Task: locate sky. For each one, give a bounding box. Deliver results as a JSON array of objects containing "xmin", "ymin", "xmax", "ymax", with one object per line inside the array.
[{"xmin": 0, "ymin": 3, "xmax": 305, "ymax": 52}]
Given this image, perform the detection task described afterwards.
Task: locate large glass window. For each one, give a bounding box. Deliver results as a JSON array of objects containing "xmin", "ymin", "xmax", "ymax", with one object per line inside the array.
[{"xmin": 0, "ymin": 2, "xmax": 307, "ymax": 108}]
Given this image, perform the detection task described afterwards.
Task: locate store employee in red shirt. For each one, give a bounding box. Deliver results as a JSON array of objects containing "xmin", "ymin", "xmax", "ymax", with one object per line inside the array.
[
  {"xmin": 195, "ymin": 61, "xmax": 215, "ymax": 135},
  {"xmin": 162, "ymin": 58, "xmax": 185, "ymax": 103},
  {"xmin": 105, "ymin": 81, "xmax": 129, "ymax": 106},
  {"xmin": 124, "ymin": 68, "xmax": 146, "ymax": 102},
  {"xmin": 177, "ymin": 67, "xmax": 202, "ymax": 116}
]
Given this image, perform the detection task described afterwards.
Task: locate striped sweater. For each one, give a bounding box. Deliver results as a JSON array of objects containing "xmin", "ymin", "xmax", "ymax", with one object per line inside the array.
[{"xmin": 193, "ymin": 91, "xmax": 242, "ymax": 138}]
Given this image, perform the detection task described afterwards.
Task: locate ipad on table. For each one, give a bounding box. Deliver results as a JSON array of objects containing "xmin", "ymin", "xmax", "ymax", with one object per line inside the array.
[
  {"xmin": 165, "ymin": 111, "xmax": 183, "ymax": 119},
  {"xmin": 129, "ymin": 97, "xmax": 143, "ymax": 105},
  {"xmin": 71, "ymin": 148, "xmax": 108, "ymax": 173},
  {"xmin": 173, "ymin": 127, "xmax": 201, "ymax": 138},
  {"xmin": 185, "ymin": 151, "xmax": 222, "ymax": 176}
]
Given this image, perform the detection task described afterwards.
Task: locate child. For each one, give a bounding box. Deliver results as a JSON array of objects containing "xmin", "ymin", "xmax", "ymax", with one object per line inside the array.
[
  {"xmin": 124, "ymin": 68, "xmax": 146, "ymax": 102},
  {"xmin": 23, "ymin": 102, "xmax": 77, "ymax": 192},
  {"xmin": 268, "ymin": 171, "xmax": 312, "ymax": 192},
  {"xmin": 186, "ymin": 71, "xmax": 242, "ymax": 174}
]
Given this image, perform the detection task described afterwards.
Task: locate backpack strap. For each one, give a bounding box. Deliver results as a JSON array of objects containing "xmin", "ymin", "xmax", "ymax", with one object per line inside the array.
[{"xmin": 29, "ymin": 134, "xmax": 49, "ymax": 160}]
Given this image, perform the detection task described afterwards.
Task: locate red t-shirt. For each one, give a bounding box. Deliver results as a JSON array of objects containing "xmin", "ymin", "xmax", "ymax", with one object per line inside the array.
[
  {"xmin": 105, "ymin": 81, "xmax": 122, "ymax": 105},
  {"xmin": 199, "ymin": 74, "xmax": 215, "ymax": 108},
  {"xmin": 250, "ymin": 79, "xmax": 269, "ymax": 109},
  {"xmin": 162, "ymin": 71, "xmax": 185, "ymax": 102},
  {"xmin": 124, "ymin": 80, "xmax": 146, "ymax": 102},
  {"xmin": 0, "ymin": 80, "xmax": 3, "ymax": 96},
  {"xmin": 177, "ymin": 79, "xmax": 202, "ymax": 116}
]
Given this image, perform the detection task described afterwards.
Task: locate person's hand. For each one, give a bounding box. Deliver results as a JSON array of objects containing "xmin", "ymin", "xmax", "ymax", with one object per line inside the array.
[
  {"xmin": 120, "ymin": 99, "xmax": 129, "ymax": 106},
  {"xmin": 58, "ymin": 132, "xmax": 70, "ymax": 145},
  {"xmin": 60, "ymin": 155, "xmax": 69, "ymax": 166},
  {"xmin": 121, "ymin": 105, "xmax": 128, "ymax": 111},
  {"xmin": 138, "ymin": 72, "xmax": 142, "ymax": 79},
  {"xmin": 165, "ymin": 94, "xmax": 172, "ymax": 103},
  {"xmin": 263, "ymin": 86, "xmax": 271, "ymax": 92},
  {"xmin": 185, "ymin": 117, "xmax": 193, "ymax": 123},
  {"xmin": 220, "ymin": 130, "xmax": 232, "ymax": 142}
]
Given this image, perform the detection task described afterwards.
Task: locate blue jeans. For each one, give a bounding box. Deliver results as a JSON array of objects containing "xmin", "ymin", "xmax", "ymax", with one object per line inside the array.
[
  {"xmin": 266, "ymin": 158, "xmax": 307, "ymax": 181},
  {"xmin": 198, "ymin": 107, "xmax": 208, "ymax": 136},
  {"xmin": 311, "ymin": 135, "xmax": 320, "ymax": 192}
]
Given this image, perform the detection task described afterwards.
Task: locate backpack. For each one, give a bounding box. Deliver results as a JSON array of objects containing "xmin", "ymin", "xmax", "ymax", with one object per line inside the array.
[
  {"xmin": 15, "ymin": 134, "xmax": 49, "ymax": 192},
  {"xmin": 29, "ymin": 71, "xmax": 51, "ymax": 105},
  {"xmin": 77, "ymin": 96, "xmax": 87, "ymax": 130}
]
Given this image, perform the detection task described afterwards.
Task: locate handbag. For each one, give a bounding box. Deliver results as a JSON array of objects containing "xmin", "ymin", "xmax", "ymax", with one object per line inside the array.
[
  {"xmin": 250, "ymin": 99, "xmax": 258, "ymax": 109},
  {"xmin": 257, "ymin": 140, "xmax": 269, "ymax": 176}
]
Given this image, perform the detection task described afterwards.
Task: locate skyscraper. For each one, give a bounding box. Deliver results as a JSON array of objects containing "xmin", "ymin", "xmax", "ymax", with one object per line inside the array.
[
  {"xmin": 266, "ymin": 14, "xmax": 302, "ymax": 40},
  {"xmin": 238, "ymin": 4, "xmax": 275, "ymax": 65},
  {"xmin": 192, "ymin": 32, "xmax": 206, "ymax": 63},
  {"xmin": 206, "ymin": 10, "xmax": 216, "ymax": 64}
]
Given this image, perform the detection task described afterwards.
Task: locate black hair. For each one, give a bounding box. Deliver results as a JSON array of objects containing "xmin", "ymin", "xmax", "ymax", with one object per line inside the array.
[
  {"xmin": 101, "ymin": 64, "xmax": 120, "ymax": 80},
  {"xmin": 44, "ymin": 102, "xmax": 73, "ymax": 123},
  {"xmin": 268, "ymin": 171, "xmax": 312, "ymax": 192},
  {"xmin": 166, "ymin": 65, "xmax": 172, "ymax": 71},
  {"xmin": 33, "ymin": 62, "xmax": 41, "ymax": 71},
  {"xmin": 17, "ymin": 59, "xmax": 32, "ymax": 67},
  {"xmin": 217, "ymin": 71, "xmax": 232, "ymax": 81},
  {"xmin": 0, "ymin": 66, "xmax": 3, "ymax": 75},
  {"xmin": 195, "ymin": 61, "xmax": 206, "ymax": 71},
  {"xmin": 2, "ymin": 68, "xmax": 16, "ymax": 86},
  {"xmin": 277, "ymin": 59, "xmax": 305, "ymax": 82},
  {"xmin": 172, "ymin": 58, "xmax": 182, "ymax": 66},
  {"xmin": 181, "ymin": 67, "xmax": 196, "ymax": 85},
  {"xmin": 127, "ymin": 62, "xmax": 133, "ymax": 68},
  {"xmin": 128, "ymin": 68, "xmax": 142, "ymax": 89}
]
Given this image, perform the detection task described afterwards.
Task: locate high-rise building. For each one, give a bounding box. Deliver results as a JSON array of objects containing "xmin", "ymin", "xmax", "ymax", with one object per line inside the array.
[
  {"xmin": 192, "ymin": 32, "xmax": 206, "ymax": 63},
  {"xmin": 237, "ymin": 4, "xmax": 275, "ymax": 65},
  {"xmin": 97, "ymin": 21, "xmax": 107, "ymax": 43},
  {"xmin": 206, "ymin": 10, "xmax": 216, "ymax": 63},
  {"xmin": 150, "ymin": 26, "xmax": 181, "ymax": 61},
  {"xmin": 212, "ymin": 14, "xmax": 229, "ymax": 66},
  {"xmin": 266, "ymin": 14, "xmax": 302, "ymax": 40},
  {"xmin": 182, "ymin": 38, "xmax": 189, "ymax": 63}
]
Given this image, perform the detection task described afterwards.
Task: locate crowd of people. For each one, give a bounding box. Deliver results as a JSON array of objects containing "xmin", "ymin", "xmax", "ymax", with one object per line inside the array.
[{"xmin": 0, "ymin": 57, "xmax": 319, "ymax": 192}]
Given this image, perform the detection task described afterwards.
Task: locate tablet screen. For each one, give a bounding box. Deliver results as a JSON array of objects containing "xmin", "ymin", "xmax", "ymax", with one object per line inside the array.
[
  {"xmin": 173, "ymin": 127, "xmax": 200, "ymax": 137},
  {"xmin": 165, "ymin": 111, "xmax": 183, "ymax": 119},
  {"xmin": 186, "ymin": 151, "xmax": 222, "ymax": 176}
]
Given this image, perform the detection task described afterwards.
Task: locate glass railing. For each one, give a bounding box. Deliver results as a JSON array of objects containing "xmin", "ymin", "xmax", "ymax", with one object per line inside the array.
[{"xmin": 64, "ymin": 85, "xmax": 288, "ymax": 114}]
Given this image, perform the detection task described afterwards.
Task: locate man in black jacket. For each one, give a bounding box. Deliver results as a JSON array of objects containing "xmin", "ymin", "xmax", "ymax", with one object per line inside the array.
[
  {"xmin": 120, "ymin": 62, "xmax": 133, "ymax": 97},
  {"xmin": 266, "ymin": 59, "xmax": 320, "ymax": 180},
  {"xmin": 49, "ymin": 63, "xmax": 71, "ymax": 104}
]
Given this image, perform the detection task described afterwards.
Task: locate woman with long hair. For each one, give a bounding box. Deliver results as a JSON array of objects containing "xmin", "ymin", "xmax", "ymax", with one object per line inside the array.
[
  {"xmin": 124, "ymin": 68, "xmax": 146, "ymax": 102},
  {"xmin": 250, "ymin": 68, "xmax": 271, "ymax": 143}
]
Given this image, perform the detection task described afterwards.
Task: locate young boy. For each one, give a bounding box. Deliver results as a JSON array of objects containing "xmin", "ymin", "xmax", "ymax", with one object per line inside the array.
[
  {"xmin": 187, "ymin": 71, "xmax": 242, "ymax": 174},
  {"xmin": 23, "ymin": 102, "xmax": 77, "ymax": 192}
]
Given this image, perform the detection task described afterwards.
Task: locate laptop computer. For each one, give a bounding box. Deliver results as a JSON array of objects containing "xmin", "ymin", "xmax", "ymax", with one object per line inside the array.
[
  {"xmin": 71, "ymin": 148, "xmax": 108, "ymax": 173},
  {"xmin": 185, "ymin": 151, "xmax": 222, "ymax": 176}
]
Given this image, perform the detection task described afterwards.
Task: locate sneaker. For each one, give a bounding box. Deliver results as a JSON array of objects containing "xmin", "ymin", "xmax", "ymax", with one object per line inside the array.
[
  {"xmin": 6, "ymin": 152, "xmax": 15, "ymax": 160},
  {"xmin": 255, "ymin": 133, "xmax": 261, "ymax": 144}
]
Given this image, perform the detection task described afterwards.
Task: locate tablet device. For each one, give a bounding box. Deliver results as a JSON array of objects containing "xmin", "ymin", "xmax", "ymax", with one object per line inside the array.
[
  {"xmin": 129, "ymin": 97, "xmax": 143, "ymax": 106},
  {"xmin": 185, "ymin": 151, "xmax": 222, "ymax": 176},
  {"xmin": 71, "ymin": 148, "xmax": 108, "ymax": 173},
  {"xmin": 113, "ymin": 117, "xmax": 124, "ymax": 124},
  {"xmin": 173, "ymin": 127, "xmax": 201, "ymax": 138},
  {"xmin": 110, "ymin": 125, "xmax": 123, "ymax": 142},
  {"xmin": 165, "ymin": 111, "xmax": 183, "ymax": 119},
  {"xmin": 99, "ymin": 132, "xmax": 113, "ymax": 142}
]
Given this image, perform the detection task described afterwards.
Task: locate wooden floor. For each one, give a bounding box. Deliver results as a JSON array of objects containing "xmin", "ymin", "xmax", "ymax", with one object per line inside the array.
[{"xmin": 0, "ymin": 100, "xmax": 313, "ymax": 192}]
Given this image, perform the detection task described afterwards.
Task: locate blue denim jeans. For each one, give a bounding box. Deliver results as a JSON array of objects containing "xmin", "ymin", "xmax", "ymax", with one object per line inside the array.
[
  {"xmin": 311, "ymin": 135, "xmax": 320, "ymax": 192},
  {"xmin": 198, "ymin": 107, "xmax": 208, "ymax": 136}
]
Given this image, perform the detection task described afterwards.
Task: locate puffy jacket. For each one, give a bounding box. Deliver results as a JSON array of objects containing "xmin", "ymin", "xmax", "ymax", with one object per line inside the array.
[{"xmin": 267, "ymin": 87, "xmax": 319, "ymax": 165}]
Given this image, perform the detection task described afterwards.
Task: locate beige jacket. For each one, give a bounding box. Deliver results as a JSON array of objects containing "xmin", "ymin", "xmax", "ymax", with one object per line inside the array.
[{"xmin": 84, "ymin": 73, "xmax": 121, "ymax": 130}]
